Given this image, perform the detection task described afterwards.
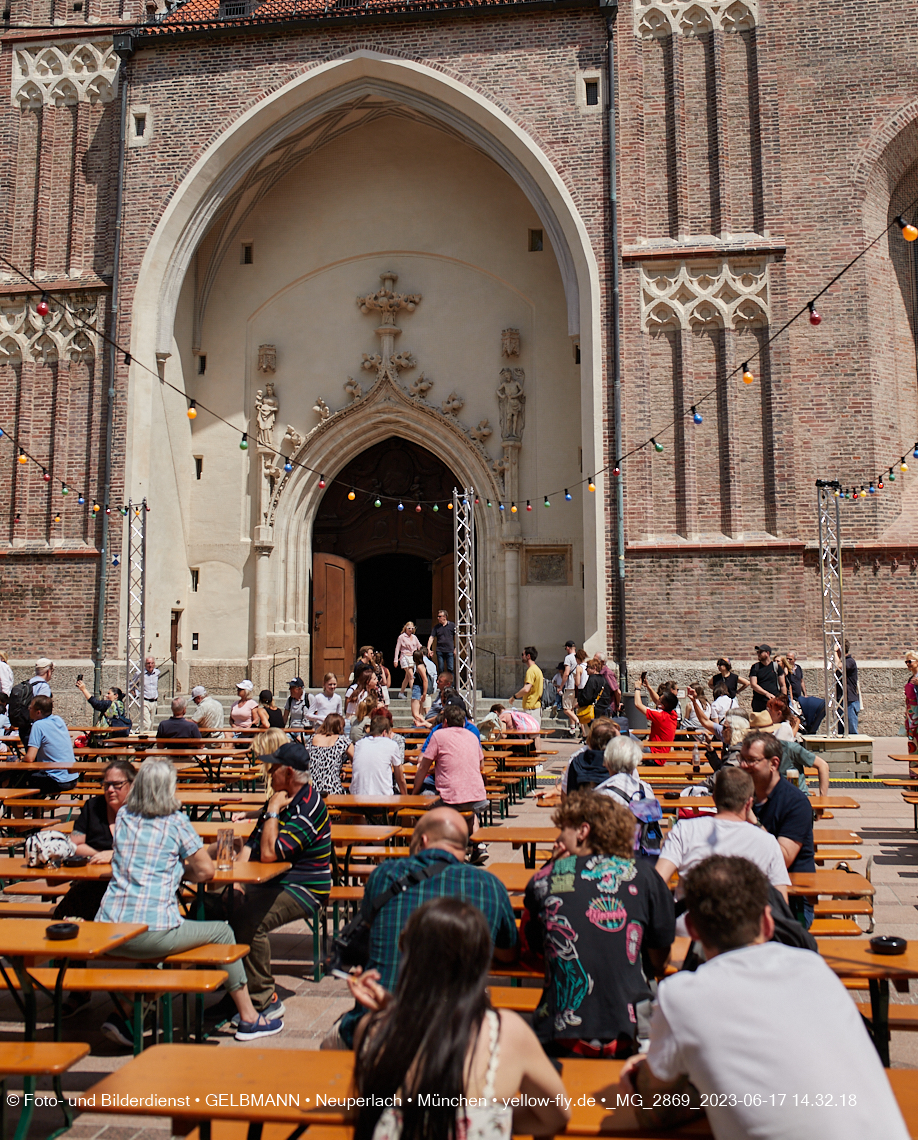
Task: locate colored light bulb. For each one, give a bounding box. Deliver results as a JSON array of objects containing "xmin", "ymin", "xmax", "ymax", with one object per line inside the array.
[
  {"xmin": 564, "ymin": 489, "xmax": 572, "ymax": 501},
  {"xmin": 347, "ymin": 489, "xmax": 356, "ymax": 501},
  {"xmin": 374, "ymin": 498, "xmax": 381, "ymax": 508},
  {"xmin": 742, "ymin": 364, "xmax": 754, "ymax": 385},
  {"xmin": 17, "ymin": 450, "xmax": 27, "ymax": 465},
  {"xmin": 187, "ymin": 401, "xmax": 197, "ymax": 419},
  {"xmin": 36, "ymin": 294, "xmax": 50, "ymax": 317},
  {"xmin": 510, "ymin": 503, "xmax": 517, "ymax": 513},
  {"xmin": 808, "ymin": 302, "xmax": 821, "ymax": 326},
  {"xmin": 526, "ymin": 500, "xmax": 532, "ymax": 511},
  {"xmin": 42, "ymin": 470, "xmax": 50, "ymax": 482},
  {"xmin": 318, "ymin": 476, "xmax": 326, "ymax": 488},
  {"xmin": 397, "ymin": 501, "xmax": 404, "ymax": 511},
  {"xmin": 898, "ymin": 216, "xmax": 918, "ymax": 242},
  {"xmin": 240, "ymin": 434, "xmax": 248, "ymax": 450},
  {"xmin": 433, "ymin": 504, "xmax": 439, "ymax": 512},
  {"xmin": 692, "ymin": 407, "xmax": 703, "ymax": 424},
  {"xmin": 284, "ymin": 461, "xmax": 293, "ymax": 472},
  {"xmin": 78, "ymin": 494, "xmax": 85, "ymax": 505},
  {"xmin": 415, "ymin": 504, "xmax": 422, "ymax": 512},
  {"xmin": 61, "ymin": 485, "xmax": 69, "ymax": 495},
  {"xmin": 447, "ymin": 502, "xmax": 453, "ymax": 510},
  {"xmin": 653, "ymin": 439, "xmax": 664, "ymax": 453},
  {"xmin": 544, "ymin": 497, "xmax": 550, "ymax": 507},
  {"xmin": 612, "ymin": 467, "xmax": 621, "ymax": 477},
  {"xmin": 588, "ymin": 479, "xmax": 596, "ymax": 492}
]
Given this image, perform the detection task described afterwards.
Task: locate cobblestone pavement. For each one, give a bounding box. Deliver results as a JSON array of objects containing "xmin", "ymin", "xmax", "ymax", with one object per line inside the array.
[{"xmin": 4, "ymin": 733, "xmax": 916, "ymax": 1137}]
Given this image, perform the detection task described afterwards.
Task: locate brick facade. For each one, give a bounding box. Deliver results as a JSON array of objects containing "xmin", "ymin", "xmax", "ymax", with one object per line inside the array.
[{"xmin": 0, "ymin": 0, "xmax": 916, "ymax": 731}]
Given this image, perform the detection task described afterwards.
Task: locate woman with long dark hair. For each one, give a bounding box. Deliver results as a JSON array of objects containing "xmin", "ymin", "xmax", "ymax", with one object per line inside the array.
[{"xmin": 351, "ymin": 897, "xmax": 568, "ymax": 1140}]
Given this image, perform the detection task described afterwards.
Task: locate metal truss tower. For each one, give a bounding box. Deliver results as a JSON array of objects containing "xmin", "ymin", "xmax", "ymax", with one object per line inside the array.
[
  {"xmin": 816, "ymin": 480, "xmax": 847, "ymax": 737},
  {"xmin": 453, "ymin": 487, "xmax": 477, "ymax": 719},
  {"xmin": 124, "ymin": 500, "xmax": 147, "ymax": 726}
]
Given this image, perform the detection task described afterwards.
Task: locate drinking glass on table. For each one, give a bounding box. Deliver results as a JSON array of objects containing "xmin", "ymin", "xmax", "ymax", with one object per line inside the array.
[{"xmin": 215, "ymin": 828, "xmax": 235, "ymax": 871}]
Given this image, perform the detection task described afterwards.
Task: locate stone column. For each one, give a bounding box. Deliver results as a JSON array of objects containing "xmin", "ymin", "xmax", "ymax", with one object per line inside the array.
[{"xmin": 251, "ymin": 525, "xmax": 274, "ymax": 688}]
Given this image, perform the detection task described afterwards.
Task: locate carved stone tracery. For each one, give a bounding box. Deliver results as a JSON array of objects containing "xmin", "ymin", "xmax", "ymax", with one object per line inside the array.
[
  {"xmin": 634, "ymin": 0, "xmax": 756, "ymax": 38},
  {"xmin": 640, "ymin": 258, "xmax": 770, "ymax": 333},
  {"xmin": 12, "ymin": 42, "xmax": 118, "ymax": 108},
  {"xmin": 0, "ymin": 293, "xmax": 100, "ymax": 363}
]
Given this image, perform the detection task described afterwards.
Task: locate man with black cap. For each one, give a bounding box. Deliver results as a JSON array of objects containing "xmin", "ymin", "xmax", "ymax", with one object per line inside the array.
[
  {"xmin": 748, "ymin": 644, "xmax": 786, "ymax": 714},
  {"xmin": 212, "ymin": 740, "xmax": 331, "ymax": 1021}
]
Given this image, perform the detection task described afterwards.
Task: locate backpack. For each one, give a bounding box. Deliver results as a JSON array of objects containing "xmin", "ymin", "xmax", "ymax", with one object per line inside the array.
[
  {"xmin": 606, "ymin": 784, "xmax": 664, "ymax": 860},
  {"xmin": 325, "ymin": 858, "xmax": 452, "ymax": 974},
  {"xmin": 25, "ymin": 830, "xmax": 76, "ymax": 868},
  {"xmin": 509, "ymin": 709, "xmax": 540, "ymax": 733},
  {"xmin": 106, "ymin": 700, "xmax": 132, "ymax": 735},
  {"xmin": 540, "ymin": 671, "xmax": 554, "ymax": 710},
  {"xmin": 8, "ymin": 679, "xmax": 36, "ymax": 730}
]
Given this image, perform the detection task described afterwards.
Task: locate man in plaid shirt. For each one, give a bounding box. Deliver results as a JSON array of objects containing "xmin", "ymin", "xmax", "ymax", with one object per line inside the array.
[{"xmin": 326, "ymin": 806, "xmax": 518, "ymax": 1049}]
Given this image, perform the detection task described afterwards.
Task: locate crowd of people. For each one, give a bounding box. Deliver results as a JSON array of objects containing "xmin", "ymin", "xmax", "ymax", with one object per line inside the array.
[{"xmin": 0, "ymin": 635, "xmax": 916, "ymax": 1136}]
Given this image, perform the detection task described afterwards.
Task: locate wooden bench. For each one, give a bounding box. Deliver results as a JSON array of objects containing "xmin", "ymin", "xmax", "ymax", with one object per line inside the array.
[
  {"xmin": 857, "ymin": 1003, "xmax": 918, "ymax": 1031},
  {"xmin": 0, "ymin": 900, "xmax": 57, "ymax": 918},
  {"xmin": 808, "ymin": 918, "xmax": 863, "ymax": 937},
  {"xmin": 813, "ymin": 899, "xmax": 873, "ymax": 916},
  {"xmin": 3, "ymin": 881, "xmax": 70, "ymax": 899},
  {"xmin": 0, "ymin": 1040, "xmax": 91, "ymax": 1137},
  {"xmin": 488, "ymin": 985, "xmax": 541, "ymax": 1012},
  {"xmin": 813, "ymin": 849, "xmax": 862, "ymax": 864},
  {"xmin": 328, "ymin": 885, "xmax": 365, "ymax": 934},
  {"xmin": 0, "ymin": 967, "xmax": 228, "ymax": 1055},
  {"xmin": 185, "ymin": 1127, "xmax": 352, "ymax": 1140}
]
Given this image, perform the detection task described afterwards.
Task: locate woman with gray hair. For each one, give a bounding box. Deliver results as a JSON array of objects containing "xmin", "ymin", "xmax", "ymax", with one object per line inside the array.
[
  {"xmin": 595, "ymin": 734, "xmax": 654, "ymax": 802},
  {"xmin": 95, "ymin": 760, "xmax": 282, "ymax": 1048}
]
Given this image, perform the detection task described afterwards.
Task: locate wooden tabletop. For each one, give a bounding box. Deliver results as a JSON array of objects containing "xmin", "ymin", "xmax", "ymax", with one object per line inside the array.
[
  {"xmin": 789, "ymin": 870, "xmax": 874, "ymax": 898},
  {"xmin": 487, "ymin": 863, "xmax": 534, "ymax": 892},
  {"xmin": 0, "ymin": 762, "xmax": 112, "ymax": 773},
  {"xmin": 176, "ymin": 792, "xmax": 268, "ymax": 806},
  {"xmin": 0, "ymin": 919, "xmax": 146, "ymax": 962},
  {"xmin": 558, "ymin": 1060, "xmax": 918, "ymax": 1136},
  {"xmin": 83, "ymin": 1044, "xmax": 355, "ymax": 1126},
  {"xmin": 0, "ymin": 855, "xmax": 289, "ymax": 887},
  {"xmin": 812, "ymin": 829, "xmax": 862, "ymax": 846},
  {"xmin": 324, "ymin": 795, "xmax": 434, "ymax": 810},
  {"xmin": 474, "ymin": 827, "xmax": 558, "ymax": 844},
  {"xmin": 817, "ymin": 938, "xmax": 918, "ymax": 979},
  {"xmin": 330, "ymin": 825, "xmax": 401, "ymax": 843}
]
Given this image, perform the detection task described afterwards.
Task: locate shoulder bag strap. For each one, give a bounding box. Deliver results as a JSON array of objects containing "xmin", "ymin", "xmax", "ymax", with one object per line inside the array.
[{"xmin": 365, "ymin": 857, "xmax": 454, "ymax": 921}]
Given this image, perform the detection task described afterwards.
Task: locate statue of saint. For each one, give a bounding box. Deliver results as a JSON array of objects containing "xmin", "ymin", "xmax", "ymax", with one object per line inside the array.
[
  {"xmin": 254, "ymin": 382, "xmax": 279, "ymax": 448},
  {"xmin": 497, "ymin": 368, "xmax": 525, "ymax": 441}
]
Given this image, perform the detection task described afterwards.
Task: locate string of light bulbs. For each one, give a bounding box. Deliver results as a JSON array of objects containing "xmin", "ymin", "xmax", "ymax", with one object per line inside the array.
[{"xmin": 2, "ymin": 202, "xmax": 918, "ymax": 516}]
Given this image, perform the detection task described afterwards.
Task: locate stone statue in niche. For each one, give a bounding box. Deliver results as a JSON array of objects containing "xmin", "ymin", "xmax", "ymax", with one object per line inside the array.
[
  {"xmin": 254, "ymin": 382, "xmax": 279, "ymax": 449},
  {"xmin": 344, "ymin": 377, "xmax": 362, "ymax": 401},
  {"xmin": 497, "ymin": 367, "xmax": 525, "ymax": 441},
  {"xmin": 284, "ymin": 424, "xmax": 304, "ymax": 451},
  {"xmin": 470, "ymin": 419, "xmax": 493, "ymax": 444},
  {"xmin": 313, "ymin": 397, "xmax": 331, "ymax": 422},
  {"xmin": 441, "ymin": 391, "xmax": 464, "ymax": 416},
  {"xmin": 257, "ymin": 344, "xmax": 277, "ymax": 374},
  {"xmin": 501, "ymin": 328, "xmax": 520, "ymax": 357}
]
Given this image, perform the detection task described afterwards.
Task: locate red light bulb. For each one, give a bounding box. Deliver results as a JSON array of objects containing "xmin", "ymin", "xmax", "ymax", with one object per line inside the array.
[
  {"xmin": 36, "ymin": 295, "xmax": 50, "ymax": 317},
  {"xmin": 415, "ymin": 504, "xmax": 422, "ymax": 513},
  {"xmin": 808, "ymin": 302, "xmax": 821, "ymax": 326}
]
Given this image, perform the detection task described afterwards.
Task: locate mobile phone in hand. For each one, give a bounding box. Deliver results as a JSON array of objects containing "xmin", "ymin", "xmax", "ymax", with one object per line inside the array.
[{"xmin": 76, "ymin": 674, "xmax": 84, "ymax": 682}]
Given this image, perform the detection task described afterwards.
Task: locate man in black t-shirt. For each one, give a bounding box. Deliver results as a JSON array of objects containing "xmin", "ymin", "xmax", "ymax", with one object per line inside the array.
[
  {"xmin": 740, "ymin": 730, "xmax": 815, "ymax": 925},
  {"xmin": 748, "ymin": 645, "xmax": 786, "ymax": 713},
  {"xmin": 427, "ymin": 609, "xmax": 457, "ymax": 675}
]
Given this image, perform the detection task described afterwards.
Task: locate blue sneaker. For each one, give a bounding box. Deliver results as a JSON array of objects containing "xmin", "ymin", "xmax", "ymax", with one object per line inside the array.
[
  {"xmin": 230, "ymin": 992, "xmax": 286, "ymax": 1026},
  {"xmin": 235, "ymin": 1013, "xmax": 284, "ymax": 1042}
]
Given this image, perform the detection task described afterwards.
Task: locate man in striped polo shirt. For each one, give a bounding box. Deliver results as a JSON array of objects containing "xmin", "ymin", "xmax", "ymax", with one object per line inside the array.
[{"xmin": 220, "ymin": 741, "xmax": 331, "ymax": 1019}]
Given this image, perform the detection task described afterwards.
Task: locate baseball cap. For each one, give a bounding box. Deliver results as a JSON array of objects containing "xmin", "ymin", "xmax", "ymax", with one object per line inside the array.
[
  {"xmin": 35, "ymin": 658, "xmax": 52, "ymax": 670},
  {"xmin": 191, "ymin": 685, "xmax": 207, "ymax": 698},
  {"xmin": 443, "ymin": 691, "xmax": 468, "ymax": 714},
  {"xmin": 754, "ymin": 644, "xmax": 773, "ymax": 654},
  {"xmin": 564, "ymin": 640, "xmax": 576, "ymax": 649},
  {"xmin": 236, "ymin": 679, "xmax": 254, "ymax": 691},
  {"xmin": 288, "ymin": 677, "xmax": 305, "ymax": 688},
  {"xmin": 263, "ymin": 741, "xmax": 310, "ymax": 771}
]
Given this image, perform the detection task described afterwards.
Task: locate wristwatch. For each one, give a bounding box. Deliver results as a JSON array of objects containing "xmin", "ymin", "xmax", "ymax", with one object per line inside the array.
[{"xmin": 265, "ymin": 812, "xmax": 280, "ymax": 819}]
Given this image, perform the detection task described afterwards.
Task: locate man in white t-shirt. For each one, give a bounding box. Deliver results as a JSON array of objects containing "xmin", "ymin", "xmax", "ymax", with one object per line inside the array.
[
  {"xmin": 559, "ymin": 640, "xmax": 580, "ymax": 737},
  {"xmin": 655, "ymin": 766, "xmax": 790, "ymax": 902},
  {"xmin": 349, "ymin": 716, "xmax": 407, "ymax": 796},
  {"xmin": 618, "ymin": 855, "xmax": 909, "ymax": 1140}
]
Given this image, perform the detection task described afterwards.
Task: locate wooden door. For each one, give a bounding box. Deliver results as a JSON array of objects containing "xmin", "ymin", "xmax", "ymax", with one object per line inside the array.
[
  {"xmin": 170, "ymin": 610, "xmax": 181, "ymax": 661},
  {"xmin": 312, "ymin": 553, "xmax": 356, "ymax": 686},
  {"xmin": 431, "ymin": 554, "xmax": 455, "ymax": 625}
]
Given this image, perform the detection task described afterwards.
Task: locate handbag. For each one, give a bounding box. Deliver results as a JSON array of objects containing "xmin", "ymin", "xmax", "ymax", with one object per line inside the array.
[
  {"xmin": 324, "ymin": 858, "xmax": 452, "ymax": 974},
  {"xmin": 577, "ymin": 703, "xmax": 595, "ymax": 724}
]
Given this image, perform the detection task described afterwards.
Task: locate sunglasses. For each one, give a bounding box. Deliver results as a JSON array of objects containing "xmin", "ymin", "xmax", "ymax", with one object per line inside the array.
[{"xmin": 103, "ymin": 780, "xmax": 128, "ymax": 790}]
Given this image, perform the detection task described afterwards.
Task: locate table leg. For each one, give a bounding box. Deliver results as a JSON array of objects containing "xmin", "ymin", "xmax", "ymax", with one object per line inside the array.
[
  {"xmin": 523, "ymin": 843, "xmax": 535, "ymax": 870},
  {"xmin": 869, "ymin": 977, "xmax": 890, "ymax": 1067}
]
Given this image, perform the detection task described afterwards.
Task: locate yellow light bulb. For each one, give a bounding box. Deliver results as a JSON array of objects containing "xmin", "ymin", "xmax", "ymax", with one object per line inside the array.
[
  {"xmin": 588, "ymin": 481, "xmax": 596, "ymax": 493},
  {"xmin": 187, "ymin": 407, "xmax": 197, "ymax": 419},
  {"xmin": 347, "ymin": 490, "xmax": 356, "ymax": 501},
  {"xmin": 510, "ymin": 504, "xmax": 517, "ymax": 514},
  {"xmin": 17, "ymin": 453, "xmax": 27, "ymax": 465},
  {"xmin": 901, "ymin": 461, "xmax": 909, "ymax": 473},
  {"xmin": 904, "ymin": 223, "xmax": 918, "ymax": 242},
  {"xmin": 742, "ymin": 369, "xmax": 754, "ymax": 385}
]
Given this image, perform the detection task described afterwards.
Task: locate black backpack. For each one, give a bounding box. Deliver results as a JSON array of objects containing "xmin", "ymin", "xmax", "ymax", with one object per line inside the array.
[{"xmin": 8, "ymin": 679, "xmax": 35, "ymax": 730}]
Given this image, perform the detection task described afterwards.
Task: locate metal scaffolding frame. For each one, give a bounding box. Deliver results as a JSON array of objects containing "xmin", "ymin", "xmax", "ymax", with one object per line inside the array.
[
  {"xmin": 453, "ymin": 487, "xmax": 477, "ymax": 719},
  {"xmin": 124, "ymin": 500, "xmax": 147, "ymax": 726},
  {"xmin": 816, "ymin": 480, "xmax": 847, "ymax": 737}
]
